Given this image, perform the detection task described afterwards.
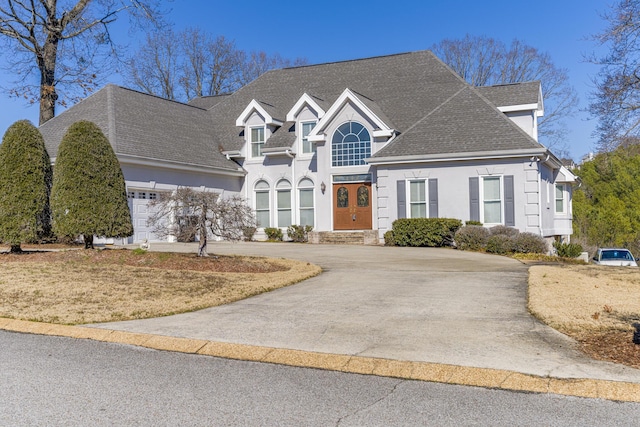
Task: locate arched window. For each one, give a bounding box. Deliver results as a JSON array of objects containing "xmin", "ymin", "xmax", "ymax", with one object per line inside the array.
[
  {"xmin": 331, "ymin": 121, "xmax": 371, "ymax": 167},
  {"xmin": 276, "ymin": 179, "xmax": 292, "ymax": 227},
  {"xmin": 298, "ymin": 178, "xmax": 314, "ymax": 227},
  {"xmin": 254, "ymin": 180, "xmax": 270, "ymax": 227}
]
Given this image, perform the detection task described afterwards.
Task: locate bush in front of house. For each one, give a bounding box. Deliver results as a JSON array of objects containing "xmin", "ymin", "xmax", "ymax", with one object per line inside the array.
[
  {"xmin": 287, "ymin": 224, "xmax": 313, "ymax": 242},
  {"xmin": 383, "ymin": 230, "xmax": 396, "ymax": 246},
  {"xmin": 51, "ymin": 120, "xmax": 133, "ymax": 249},
  {"xmin": 513, "ymin": 232, "xmax": 548, "ymax": 254},
  {"xmin": 0, "ymin": 120, "xmax": 52, "ymax": 252},
  {"xmin": 390, "ymin": 218, "xmax": 462, "ymax": 247},
  {"xmin": 264, "ymin": 227, "xmax": 283, "ymax": 241},
  {"xmin": 489, "ymin": 225, "xmax": 520, "ymax": 237},
  {"xmin": 243, "ymin": 226, "xmax": 257, "ymax": 241},
  {"xmin": 454, "ymin": 225, "xmax": 490, "ymax": 251},
  {"xmin": 456, "ymin": 225, "xmax": 548, "ymax": 254},
  {"xmin": 485, "ymin": 234, "xmax": 515, "ymax": 254},
  {"xmin": 553, "ymin": 241, "xmax": 583, "ymax": 258}
]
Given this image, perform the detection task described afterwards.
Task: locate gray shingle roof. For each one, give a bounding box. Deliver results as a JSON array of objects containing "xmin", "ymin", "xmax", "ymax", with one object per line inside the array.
[
  {"xmin": 208, "ymin": 51, "xmax": 472, "ymax": 151},
  {"xmin": 207, "ymin": 51, "xmax": 543, "ymax": 158},
  {"xmin": 476, "ymin": 81, "xmax": 541, "ymax": 108},
  {"xmin": 41, "ymin": 85, "xmax": 242, "ymax": 172},
  {"xmin": 373, "ymin": 86, "xmax": 543, "ymax": 158},
  {"xmin": 187, "ymin": 93, "xmax": 232, "ymax": 109}
]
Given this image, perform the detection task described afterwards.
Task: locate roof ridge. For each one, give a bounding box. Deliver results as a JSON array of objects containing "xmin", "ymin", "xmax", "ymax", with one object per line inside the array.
[
  {"xmin": 280, "ymin": 50, "xmax": 430, "ymax": 71},
  {"xmin": 396, "ymin": 87, "xmax": 467, "ymax": 137},
  {"xmin": 108, "ymin": 84, "xmax": 209, "ymax": 111}
]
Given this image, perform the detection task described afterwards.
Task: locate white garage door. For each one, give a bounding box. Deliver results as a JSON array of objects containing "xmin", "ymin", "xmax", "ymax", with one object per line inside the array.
[{"xmin": 128, "ymin": 191, "xmax": 163, "ymax": 243}]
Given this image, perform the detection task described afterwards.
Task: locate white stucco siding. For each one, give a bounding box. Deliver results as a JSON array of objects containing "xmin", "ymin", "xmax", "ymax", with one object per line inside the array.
[
  {"xmin": 505, "ymin": 111, "xmax": 537, "ymax": 140},
  {"xmin": 377, "ymin": 158, "xmax": 542, "ymax": 237}
]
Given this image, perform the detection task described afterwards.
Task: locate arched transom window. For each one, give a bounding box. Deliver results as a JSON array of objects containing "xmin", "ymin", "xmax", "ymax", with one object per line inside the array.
[{"xmin": 331, "ymin": 121, "xmax": 371, "ymax": 167}]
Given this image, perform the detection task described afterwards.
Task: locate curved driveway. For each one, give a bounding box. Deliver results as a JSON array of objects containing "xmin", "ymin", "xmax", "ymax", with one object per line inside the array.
[{"xmin": 93, "ymin": 242, "xmax": 640, "ymax": 383}]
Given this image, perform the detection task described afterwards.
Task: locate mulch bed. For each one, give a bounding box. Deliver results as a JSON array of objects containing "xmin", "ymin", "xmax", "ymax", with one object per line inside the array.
[
  {"xmin": 577, "ymin": 330, "xmax": 640, "ymax": 369},
  {"xmin": 0, "ymin": 246, "xmax": 288, "ymax": 274}
]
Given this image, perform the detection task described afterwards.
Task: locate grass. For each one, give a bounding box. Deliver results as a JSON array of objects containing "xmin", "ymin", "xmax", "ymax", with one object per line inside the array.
[
  {"xmin": 528, "ymin": 264, "xmax": 640, "ymax": 368},
  {"xmin": 0, "ymin": 249, "xmax": 321, "ymax": 325}
]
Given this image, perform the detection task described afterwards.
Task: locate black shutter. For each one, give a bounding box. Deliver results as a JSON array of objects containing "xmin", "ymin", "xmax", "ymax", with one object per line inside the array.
[
  {"xmin": 397, "ymin": 180, "xmax": 406, "ymax": 219},
  {"xmin": 469, "ymin": 177, "xmax": 480, "ymax": 222},
  {"xmin": 504, "ymin": 175, "xmax": 515, "ymax": 226},
  {"xmin": 428, "ymin": 179, "xmax": 438, "ymax": 218}
]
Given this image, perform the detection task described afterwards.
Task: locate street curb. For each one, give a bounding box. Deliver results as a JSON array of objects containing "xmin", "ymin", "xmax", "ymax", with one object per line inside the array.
[{"xmin": 2, "ymin": 318, "xmax": 640, "ymax": 403}]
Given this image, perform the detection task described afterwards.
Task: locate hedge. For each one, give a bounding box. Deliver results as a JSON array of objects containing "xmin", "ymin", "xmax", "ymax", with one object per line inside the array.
[{"xmin": 389, "ymin": 218, "xmax": 462, "ymax": 247}]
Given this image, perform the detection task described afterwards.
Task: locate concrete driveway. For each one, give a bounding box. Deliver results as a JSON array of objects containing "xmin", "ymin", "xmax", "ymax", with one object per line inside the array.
[{"xmin": 92, "ymin": 242, "xmax": 640, "ymax": 383}]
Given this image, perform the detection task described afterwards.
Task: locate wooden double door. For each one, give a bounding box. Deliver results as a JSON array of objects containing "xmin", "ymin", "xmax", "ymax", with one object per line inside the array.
[{"xmin": 333, "ymin": 182, "xmax": 372, "ymax": 230}]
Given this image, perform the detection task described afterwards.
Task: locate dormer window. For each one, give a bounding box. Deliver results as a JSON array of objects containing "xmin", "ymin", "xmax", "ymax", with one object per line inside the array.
[
  {"xmin": 250, "ymin": 126, "xmax": 265, "ymax": 158},
  {"xmin": 301, "ymin": 121, "xmax": 317, "ymax": 155}
]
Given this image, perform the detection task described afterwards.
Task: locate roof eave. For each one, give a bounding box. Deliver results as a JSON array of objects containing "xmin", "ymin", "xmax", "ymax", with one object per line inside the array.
[{"xmin": 117, "ymin": 154, "xmax": 246, "ymax": 176}]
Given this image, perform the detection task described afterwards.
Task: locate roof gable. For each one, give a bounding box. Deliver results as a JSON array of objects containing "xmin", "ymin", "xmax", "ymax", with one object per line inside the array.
[{"xmin": 308, "ymin": 88, "xmax": 394, "ymax": 142}]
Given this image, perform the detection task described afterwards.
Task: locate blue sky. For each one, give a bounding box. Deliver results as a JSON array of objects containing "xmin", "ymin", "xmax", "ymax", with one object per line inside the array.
[{"xmin": 0, "ymin": 0, "xmax": 612, "ymax": 160}]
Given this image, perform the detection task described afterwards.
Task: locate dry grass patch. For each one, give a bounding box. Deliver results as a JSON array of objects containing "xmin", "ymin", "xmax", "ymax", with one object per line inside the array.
[
  {"xmin": 529, "ymin": 264, "xmax": 640, "ymax": 368},
  {"xmin": 0, "ymin": 249, "xmax": 320, "ymax": 325}
]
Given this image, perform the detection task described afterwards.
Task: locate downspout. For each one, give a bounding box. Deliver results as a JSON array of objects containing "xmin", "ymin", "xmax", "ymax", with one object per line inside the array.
[{"xmin": 537, "ymin": 157, "xmax": 543, "ymax": 237}]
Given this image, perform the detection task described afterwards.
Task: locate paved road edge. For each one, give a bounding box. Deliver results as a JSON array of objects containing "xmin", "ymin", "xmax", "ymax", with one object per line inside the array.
[{"xmin": 2, "ymin": 318, "xmax": 639, "ymax": 403}]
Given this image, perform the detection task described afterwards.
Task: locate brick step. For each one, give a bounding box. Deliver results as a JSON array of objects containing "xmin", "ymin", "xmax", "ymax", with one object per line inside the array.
[{"xmin": 308, "ymin": 231, "xmax": 379, "ymax": 245}]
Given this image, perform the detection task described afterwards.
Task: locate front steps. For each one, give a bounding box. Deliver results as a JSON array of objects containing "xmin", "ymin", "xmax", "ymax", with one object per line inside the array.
[{"xmin": 308, "ymin": 230, "xmax": 379, "ymax": 245}]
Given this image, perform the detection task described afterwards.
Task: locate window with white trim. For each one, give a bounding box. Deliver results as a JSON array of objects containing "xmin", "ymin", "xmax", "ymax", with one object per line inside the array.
[
  {"xmin": 250, "ymin": 126, "xmax": 265, "ymax": 158},
  {"xmin": 298, "ymin": 178, "xmax": 314, "ymax": 227},
  {"xmin": 276, "ymin": 179, "xmax": 292, "ymax": 227},
  {"xmin": 254, "ymin": 180, "xmax": 270, "ymax": 227},
  {"xmin": 555, "ymin": 184, "xmax": 566, "ymax": 214},
  {"xmin": 301, "ymin": 121, "xmax": 316, "ymax": 154},
  {"xmin": 482, "ymin": 176, "xmax": 502, "ymax": 224},
  {"xmin": 409, "ymin": 180, "xmax": 427, "ymax": 218}
]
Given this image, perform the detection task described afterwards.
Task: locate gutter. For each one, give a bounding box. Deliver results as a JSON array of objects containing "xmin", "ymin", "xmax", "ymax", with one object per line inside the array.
[{"xmin": 366, "ymin": 148, "xmax": 549, "ymax": 165}]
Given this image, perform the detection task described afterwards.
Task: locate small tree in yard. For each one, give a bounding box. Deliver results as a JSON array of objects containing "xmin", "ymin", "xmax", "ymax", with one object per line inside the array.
[
  {"xmin": 51, "ymin": 121, "xmax": 133, "ymax": 248},
  {"xmin": 147, "ymin": 188, "xmax": 255, "ymax": 257},
  {"xmin": 0, "ymin": 120, "xmax": 52, "ymax": 252}
]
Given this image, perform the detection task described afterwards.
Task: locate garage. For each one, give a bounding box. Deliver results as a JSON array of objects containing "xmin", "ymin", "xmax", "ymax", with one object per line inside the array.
[{"xmin": 127, "ymin": 190, "xmax": 162, "ymax": 243}]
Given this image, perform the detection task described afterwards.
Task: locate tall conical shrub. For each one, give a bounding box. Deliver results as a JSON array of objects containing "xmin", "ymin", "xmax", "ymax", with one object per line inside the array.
[
  {"xmin": 51, "ymin": 121, "xmax": 133, "ymax": 248},
  {"xmin": 0, "ymin": 120, "xmax": 52, "ymax": 252}
]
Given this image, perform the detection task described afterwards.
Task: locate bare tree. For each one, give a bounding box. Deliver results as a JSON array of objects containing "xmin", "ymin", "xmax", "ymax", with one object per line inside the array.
[
  {"xmin": 147, "ymin": 188, "xmax": 256, "ymax": 257},
  {"xmin": 589, "ymin": 0, "xmax": 640, "ymax": 152},
  {"xmin": 236, "ymin": 50, "xmax": 308, "ymax": 87},
  {"xmin": 0, "ymin": 0, "xmax": 162, "ymax": 125},
  {"xmin": 432, "ymin": 35, "xmax": 578, "ymax": 150},
  {"xmin": 126, "ymin": 29, "xmax": 308, "ymax": 102},
  {"xmin": 180, "ymin": 29, "xmax": 242, "ymax": 99},
  {"xmin": 126, "ymin": 29, "xmax": 181, "ymax": 100}
]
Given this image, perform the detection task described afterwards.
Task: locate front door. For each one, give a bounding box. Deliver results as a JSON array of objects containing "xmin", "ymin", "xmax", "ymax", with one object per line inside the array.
[{"xmin": 333, "ymin": 183, "xmax": 373, "ymax": 230}]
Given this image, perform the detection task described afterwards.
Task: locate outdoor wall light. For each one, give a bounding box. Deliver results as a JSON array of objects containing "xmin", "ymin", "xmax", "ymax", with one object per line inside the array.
[{"xmin": 320, "ymin": 181, "xmax": 326, "ymax": 194}]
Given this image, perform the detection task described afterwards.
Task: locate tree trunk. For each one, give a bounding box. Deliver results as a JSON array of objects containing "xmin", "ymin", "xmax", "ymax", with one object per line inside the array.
[
  {"xmin": 84, "ymin": 235, "xmax": 94, "ymax": 250},
  {"xmin": 38, "ymin": 16, "xmax": 61, "ymax": 125},
  {"xmin": 197, "ymin": 203, "xmax": 208, "ymax": 257}
]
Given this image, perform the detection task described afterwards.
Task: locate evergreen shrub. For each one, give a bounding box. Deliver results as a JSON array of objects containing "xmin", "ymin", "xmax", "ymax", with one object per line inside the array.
[
  {"xmin": 454, "ymin": 225, "xmax": 490, "ymax": 251},
  {"xmin": 264, "ymin": 227, "xmax": 283, "ymax": 241},
  {"xmin": 486, "ymin": 234, "xmax": 515, "ymax": 254},
  {"xmin": 0, "ymin": 120, "xmax": 52, "ymax": 251},
  {"xmin": 553, "ymin": 241, "xmax": 584, "ymax": 258},
  {"xmin": 513, "ymin": 232, "xmax": 548, "ymax": 254},
  {"xmin": 391, "ymin": 218, "xmax": 462, "ymax": 247},
  {"xmin": 51, "ymin": 121, "xmax": 133, "ymax": 248},
  {"xmin": 287, "ymin": 225, "xmax": 313, "ymax": 242}
]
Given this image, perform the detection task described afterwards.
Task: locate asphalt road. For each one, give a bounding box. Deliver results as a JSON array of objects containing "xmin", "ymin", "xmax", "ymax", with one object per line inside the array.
[{"xmin": 3, "ymin": 331, "xmax": 640, "ymax": 426}]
